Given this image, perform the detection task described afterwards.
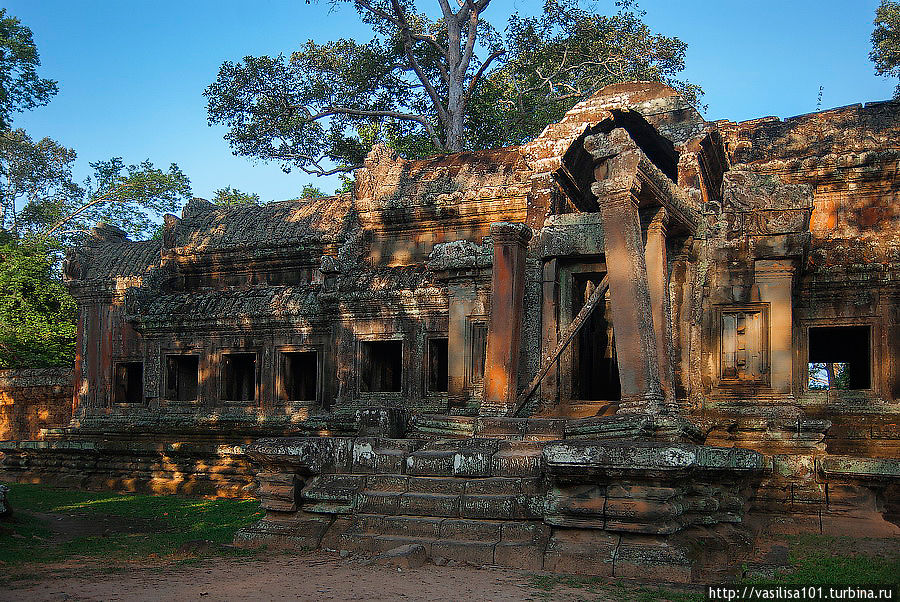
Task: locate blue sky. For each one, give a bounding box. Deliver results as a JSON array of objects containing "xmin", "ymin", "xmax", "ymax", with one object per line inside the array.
[{"xmin": 6, "ymin": 0, "xmax": 896, "ymax": 203}]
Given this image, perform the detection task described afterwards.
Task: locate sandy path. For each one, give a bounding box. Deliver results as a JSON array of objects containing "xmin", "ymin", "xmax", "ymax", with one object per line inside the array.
[{"xmin": 1, "ymin": 552, "xmax": 615, "ymax": 602}]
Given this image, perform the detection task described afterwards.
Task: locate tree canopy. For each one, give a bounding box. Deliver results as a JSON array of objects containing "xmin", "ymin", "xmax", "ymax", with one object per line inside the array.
[
  {"xmin": 0, "ymin": 9, "xmax": 58, "ymax": 130},
  {"xmin": 213, "ymin": 185, "xmax": 261, "ymax": 206},
  {"xmin": 871, "ymin": 0, "xmax": 900, "ymax": 97},
  {"xmin": 205, "ymin": 0, "xmax": 701, "ymax": 177}
]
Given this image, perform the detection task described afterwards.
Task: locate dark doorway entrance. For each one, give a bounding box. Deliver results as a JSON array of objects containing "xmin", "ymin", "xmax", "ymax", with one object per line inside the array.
[{"xmin": 571, "ymin": 272, "xmax": 620, "ymax": 401}]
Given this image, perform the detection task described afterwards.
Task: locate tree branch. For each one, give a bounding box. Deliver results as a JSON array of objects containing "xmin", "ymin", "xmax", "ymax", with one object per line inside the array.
[
  {"xmin": 388, "ymin": 0, "xmax": 450, "ymax": 134},
  {"xmin": 41, "ymin": 182, "xmax": 136, "ymax": 239},
  {"xmin": 464, "ymin": 48, "xmax": 504, "ymax": 101}
]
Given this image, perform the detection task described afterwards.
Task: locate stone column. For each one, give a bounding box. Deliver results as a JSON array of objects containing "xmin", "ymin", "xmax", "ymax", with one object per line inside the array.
[
  {"xmin": 754, "ymin": 259, "xmax": 796, "ymax": 395},
  {"xmin": 593, "ymin": 177, "xmax": 664, "ymax": 414},
  {"xmin": 482, "ymin": 222, "xmax": 532, "ymax": 416},
  {"xmin": 644, "ymin": 208, "xmax": 675, "ymax": 409}
]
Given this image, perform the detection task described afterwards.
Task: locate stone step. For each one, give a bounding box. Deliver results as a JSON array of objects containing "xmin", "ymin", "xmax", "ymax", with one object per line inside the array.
[
  {"xmin": 350, "ymin": 514, "xmax": 503, "ymax": 541},
  {"xmin": 349, "ymin": 513, "xmax": 550, "ymax": 544},
  {"xmin": 339, "ymin": 531, "xmax": 541, "ymax": 567},
  {"xmin": 362, "ymin": 474, "xmax": 542, "ymax": 496},
  {"xmin": 356, "ymin": 489, "xmax": 546, "ymax": 520},
  {"xmin": 301, "ymin": 474, "xmax": 365, "ymax": 513}
]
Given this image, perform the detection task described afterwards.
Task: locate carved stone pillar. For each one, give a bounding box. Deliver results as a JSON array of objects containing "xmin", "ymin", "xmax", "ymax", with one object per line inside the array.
[
  {"xmin": 593, "ymin": 177, "xmax": 664, "ymax": 414},
  {"xmin": 482, "ymin": 222, "xmax": 532, "ymax": 416},
  {"xmin": 447, "ymin": 284, "xmax": 477, "ymax": 404},
  {"xmin": 754, "ymin": 259, "xmax": 796, "ymax": 395},
  {"xmin": 540, "ymin": 259, "xmax": 559, "ymax": 405},
  {"xmin": 645, "ymin": 208, "xmax": 676, "ymax": 409}
]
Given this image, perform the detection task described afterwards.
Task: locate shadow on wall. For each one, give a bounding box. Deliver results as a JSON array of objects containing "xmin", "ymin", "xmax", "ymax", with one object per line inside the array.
[{"xmin": 0, "ymin": 368, "xmax": 73, "ymax": 440}]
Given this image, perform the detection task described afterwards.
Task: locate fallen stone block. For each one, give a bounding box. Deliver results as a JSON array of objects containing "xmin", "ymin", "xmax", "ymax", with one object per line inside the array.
[{"xmin": 371, "ymin": 543, "xmax": 427, "ymax": 569}]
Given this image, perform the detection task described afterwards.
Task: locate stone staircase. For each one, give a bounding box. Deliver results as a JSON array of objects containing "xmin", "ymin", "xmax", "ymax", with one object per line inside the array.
[
  {"xmin": 236, "ymin": 432, "xmax": 768, "ymax": 582},
  {"xmin": 269, "ymin": 438, "xmax": 548, "ymax": 568}
]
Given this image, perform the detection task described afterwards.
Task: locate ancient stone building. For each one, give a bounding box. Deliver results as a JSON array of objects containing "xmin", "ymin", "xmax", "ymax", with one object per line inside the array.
[{"xmin": 1, "ymin": 82, "xmax": 898, "ymax": 580}]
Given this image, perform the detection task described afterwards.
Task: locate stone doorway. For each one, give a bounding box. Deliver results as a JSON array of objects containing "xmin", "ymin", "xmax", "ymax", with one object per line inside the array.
[
  {"xmin": 571, "ymin": 271, "xmax": 620, "ymax": 402},
  {"xmin": 556, "ymin": 261, "xmax": 622, "ymax": 416}
]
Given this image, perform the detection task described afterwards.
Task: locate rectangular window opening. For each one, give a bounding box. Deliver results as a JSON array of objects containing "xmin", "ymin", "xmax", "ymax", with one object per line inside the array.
[
  {"xmin": 282, "ymin": 351, "xmax": 318, "ymax": 401},
  {"xmin": 807, "ymin": 326, "xmax": 871, "ymax": 390},
  {"xmin": 223, "ymin": 352, "xmax": 257, "ymax": 401},
  {"xmin": 165, "ymin": 355, "xmax": 199, "ymax": 401},
  {"xmin": 114, "ymin": 362, "xmax": 143, "ymax": 403},
  {"xmin": 428, "ymin": 337, "xmax": 449, "ymax": 393},
  {"xmin": 360, "ymin": 340, "xmax": 402, "ymax": 393}
]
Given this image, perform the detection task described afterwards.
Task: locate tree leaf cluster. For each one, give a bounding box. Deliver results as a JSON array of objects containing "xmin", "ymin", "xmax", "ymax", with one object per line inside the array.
[
  {"xmin": 0, "ymin": 9, "xmax": 58, "ymax": 130},
  {"xmin": 0, "ymin": 235, "xmax": 75, "ymax": 368},
  {"xmin": 871, "ymin": 0, "xmax": 900, "ymax": 97},
  {"xmin": 0, "ymin": 10, "xmax": 193, "ymax": 368},
  {"xmin": 213, "ymin": 185, "xmax": 261, "ymax": 206}
]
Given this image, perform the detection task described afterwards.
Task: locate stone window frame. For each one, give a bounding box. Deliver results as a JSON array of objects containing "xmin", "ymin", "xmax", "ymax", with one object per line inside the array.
[
  {"xmin": 355, "ymin": 334, "xmax": 406, "ymax": 397},
  {"xmin": 423, "ymin": 331, "xmax": 450, "ymax": 396},
  {"xmin": 216, "ymin": 347, "xmax": 261, "ymax": 405},
  {"xmin": 112, "ymin": 357, "xmax": 144, "ymax": 406},
  {"xmin": 799, "ymin": 317, "xmax": 880, "ymax": 398},
  {"xmin": 161, "ymin": 349, "xmax": 202, "ymax": 405},
  {"xmin": 275, "ymin": 344, "xmax": 322, "ymax": 405},
  {"xmin": 714, "ymin": 302, "xmax": 770, "ymax": 387}
]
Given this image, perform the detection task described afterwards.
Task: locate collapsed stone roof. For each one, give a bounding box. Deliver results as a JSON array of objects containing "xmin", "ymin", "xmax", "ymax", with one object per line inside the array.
[{"xmin": 64, "ymin": 81, "xmax": 900, "ymax": 290}]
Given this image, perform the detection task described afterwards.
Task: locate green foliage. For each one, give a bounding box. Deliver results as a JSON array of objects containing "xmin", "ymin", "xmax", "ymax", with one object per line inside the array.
[
  {"xmin": 60, "ymin": 158, "xmax": 192, "ymax": 242},
  {"xmin": 205, "ymin": 0, "xmax": 700, "ymax": 175},
  {"xmin": 0, "ymin": 236, "xmax": 75, "ymax": 368},
  {"xmin": 469, "ymin": 0, "xmax": 703, "ymax": 148},
  {"xmin": 335, "ymin": 174, "xmax": 356, "ymax": 195},
  {"xmin": 872, "ymin": 0, "xmax": 900, "ymax": 97},
  {"xmin": 212, "ymin": 185, "xmax": 261, "ymax": 207},
  {"xmin": 743, "ymin": 534, "xmax": 900, "ymax": 586},
  {"xmin": 0, "ymin": 483, "xmax": 263, "ymax": 581},
  {"xmin": 300, "ymin": 183, "xmax": 326, "ymax": 198},
  {"xmin": 0, "ymin": 128, "xmax": 80, "ymax": 236},
  {"xmin": 0, "ymin": 9, "xmax": 58, "ymax": 130},
  {"xmin": 0, "ymin": 11, "xmax": 192, "ymax": 372}
]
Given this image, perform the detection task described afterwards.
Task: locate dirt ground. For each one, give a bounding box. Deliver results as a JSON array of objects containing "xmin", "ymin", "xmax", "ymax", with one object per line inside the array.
[{"xmin": 0, "ymin": 552, "xmax": 642, "ymax": 602}]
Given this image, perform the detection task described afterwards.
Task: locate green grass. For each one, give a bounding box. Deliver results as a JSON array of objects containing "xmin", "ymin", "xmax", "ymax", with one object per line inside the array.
[
  {"xmin": 0, "ymin": 482, "xmax": 264, "ymax": 582},
  {"xmin": 743, "ymin": 534, "xmax": 900, "ymax": 586},
  {"xmin": 527, "ymin": 574, "xmax": 703, "ymax": 601},
  {"xmin": 526, "ymin": 534, "xmax": 899, "ymax": 600}
]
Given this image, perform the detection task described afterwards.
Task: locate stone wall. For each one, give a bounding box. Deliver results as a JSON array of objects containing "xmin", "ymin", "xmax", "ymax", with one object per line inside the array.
[{"xmin": 0, "ymin": 368, "xmax": 73, "ymax": 441}]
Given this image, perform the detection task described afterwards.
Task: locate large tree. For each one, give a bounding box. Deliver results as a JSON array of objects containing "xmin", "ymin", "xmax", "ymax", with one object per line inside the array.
[
  {"xmin": 871, "ymin": 0, "xmax": 900, "ymax": 97},
  {"xmin": 205, "ymin": 0, "xmax": 700, "ymax": 176}
]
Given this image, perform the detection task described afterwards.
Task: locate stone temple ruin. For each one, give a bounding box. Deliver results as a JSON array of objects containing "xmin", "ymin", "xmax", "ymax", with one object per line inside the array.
[{"xmin": 1, "ymin": 82, "xmax": 898, "ymax": 581}]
